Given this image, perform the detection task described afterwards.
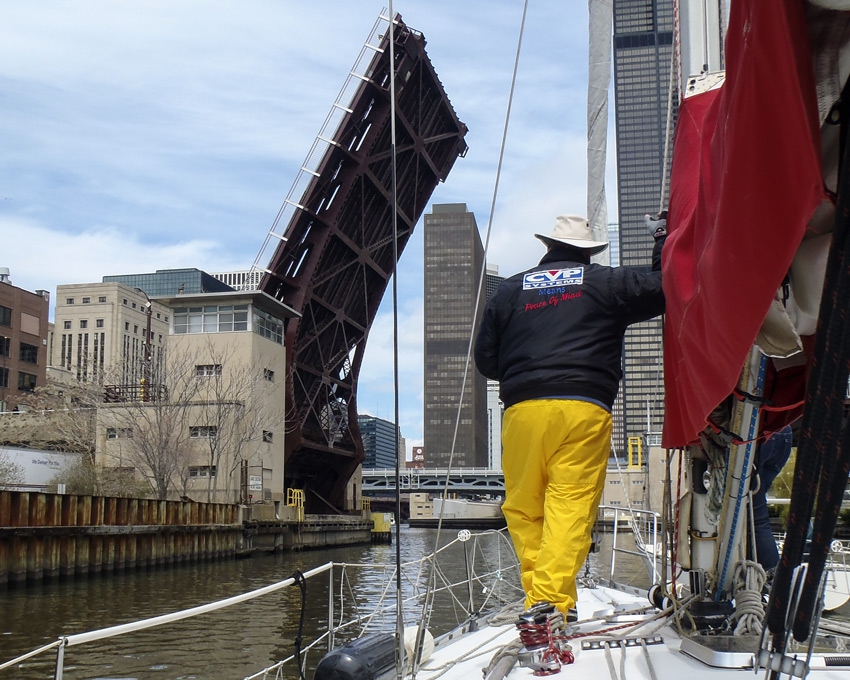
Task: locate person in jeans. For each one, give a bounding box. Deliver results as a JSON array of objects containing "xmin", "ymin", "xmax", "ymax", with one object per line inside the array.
[{"xmin": 752, "ymin": 425, "xmax": 794, "ymax": 571}]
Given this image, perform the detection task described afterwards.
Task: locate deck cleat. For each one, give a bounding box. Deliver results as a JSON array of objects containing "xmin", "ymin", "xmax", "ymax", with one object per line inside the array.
[{"xmin": 516, "ymin": 602, "xmax": 575, "ymax": 676}]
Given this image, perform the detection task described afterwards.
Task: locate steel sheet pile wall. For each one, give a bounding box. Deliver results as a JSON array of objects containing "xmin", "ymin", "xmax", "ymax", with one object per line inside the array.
[
  {"xmin": 260, "ymin": 14, "xmax": 467, "ymax": 512},
  {"xmin": 0, "ymin": 491, "xmax": 241, "ymax": 586}
]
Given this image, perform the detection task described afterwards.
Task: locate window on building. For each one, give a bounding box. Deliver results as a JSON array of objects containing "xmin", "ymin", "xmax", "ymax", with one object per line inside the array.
[
  {"xmin": 123, "ymin": 298, "xmax": 128, "ymax": 305},
  {"xmin": 262, "ymin": 430, "xmax": 273, "ymax": 443},
  {"xmin": 0, "ymin": 305, "xmax": 11, "ymax": 327},
  {"xmin": 195, "ymin": 364, "xmax": 222, "ymax": 377},
  {"xmin": 189, "ymin": 465, "xmax": 217, "ymax": 478},
  {"xmin": 18, "ymin": 372, "xmax": 37, "ymax": 391},
  {"xmin": 106, "ymin": 427, "xmax": 133, "ymax": 439},
  {"xmin": 172, "ymin": 305, "xmax": 248, "ymax": 335},
  {"xmin": 156, "ymin": 313, "xmax": 161, "ymax": 319},
  {"xmin": 124, "ymin": 322, "xmax": 130, "ymax": 331},
  {"xmin": 79, "ymin": 320, "xmax": 88, "ymax": 329},
  {"xmin": 0, "ymin": 367, "xmax": 8, "ymax": 388},
  {"xmin": 98, "ymin": 296, "xmax": 107, "ymax": 303},
  {"xmin": 66, "ymin": 298, "xmax": 74, "ymax": 305},
  {"xmin": 0, "ymin": 337, "xmax": 9, "ymax": 357},
  {"xmin": 82, "ymin": 297, "xmax": 90, "ymax": 304},
  {"xmin": 132, "ymin": 302, "xmax": 137, "ymax": 309},
  {"xmin": 63, "ymin": 320, "xmax": 71, "ymax": 330},
  {"xmin": 96, "ymin": 319, "xmax": 104, "ymax": 328},
  {"xmin": 19, "ymin": 343, "xmax": 38, "ymax": 364},
  {"xmin": 189, "ymin": 425, "xmax": 217, "ymax": 438},
  {"xmin": 133, "ymin": 325, "xmax": 138, "ymax": 334},
  {"xmin": 263, "ymin": 368, "xmax": 275, "ymax": 382},
  {"xmin": 253, "ymin": 308, "xmax": 284, "ymax": 344}
]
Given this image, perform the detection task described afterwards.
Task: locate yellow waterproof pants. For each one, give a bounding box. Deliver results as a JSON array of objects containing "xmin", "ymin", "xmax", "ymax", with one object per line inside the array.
[{"xmin": 501, "ymin": 399, "xmax": 612, "ymax": 615}]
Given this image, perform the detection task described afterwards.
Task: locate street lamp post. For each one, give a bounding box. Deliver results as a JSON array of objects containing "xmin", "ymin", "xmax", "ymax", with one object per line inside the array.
[{"xmin": 135, "ymin": 288, "xmax": 152, "ymax": 402}]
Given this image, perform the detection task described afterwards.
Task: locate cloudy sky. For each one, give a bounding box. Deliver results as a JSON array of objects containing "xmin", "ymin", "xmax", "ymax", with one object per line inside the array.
[{"xmin": 0, "ymin": 1, "xmax": 614, "ymax": 447}]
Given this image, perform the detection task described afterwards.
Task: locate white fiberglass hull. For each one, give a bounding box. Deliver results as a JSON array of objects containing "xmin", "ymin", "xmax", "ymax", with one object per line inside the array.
[{"xmin": 417, "ymin": 584, "xmax": 850, "ymax": 680}]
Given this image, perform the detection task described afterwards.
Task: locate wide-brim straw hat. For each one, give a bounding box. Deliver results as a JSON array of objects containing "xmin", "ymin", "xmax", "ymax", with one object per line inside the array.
[{"xmin": 535, "ymin": 215, "xmax": 609, "ymax": 255}]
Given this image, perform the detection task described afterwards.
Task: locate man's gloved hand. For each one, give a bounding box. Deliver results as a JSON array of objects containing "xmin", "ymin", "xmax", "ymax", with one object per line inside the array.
[{"xmin": 645, "ymin": 211, "xmax": 667, "ymax": 240}]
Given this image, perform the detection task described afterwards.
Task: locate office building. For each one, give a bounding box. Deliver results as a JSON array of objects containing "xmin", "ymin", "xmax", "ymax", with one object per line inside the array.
[
  {"xmin": 485, "ymin": 263, "xmax": 504, "ymax": 301},
  {"xmin": 53, "ymin": 283, "xmax": 170, "ymax": 390},
  {"xmin": 483, "ymin": 263, "xmax": 504, "ymax": 470},
  {"xmin": 358, "ymin": 415, "xmax": 400, "ymax": 469},
  {"xmin": 486, "ymin": 381, "xmax": 503, "ymax": 470},
  {"xmin": 423, "ymin": 203, "xmax": 487, "ymax": 469},
  {"xmin": 211, "ymin": 270, "xmax": 263, "ymax": 291},
  {"xmin": 611, "ymin": 0, "xmax": 676, "ymax": 451},
  {"xmin": 103, "ymin": 268, "xmax": 233, "ymax": 297},
  {"xmin": 98, "ymin": 287, "xmax": 297, "ymax": 503},
  {"xmin": 0, "ymin": 269, "xmax": 50, "ymax": 412},
  {"xmin": 612, "ymin": 1, "xmax": 724, "ymax": 451},
  {"xmin": 409, "ymin": 446, "xmax": 426, "ymax": 469}
]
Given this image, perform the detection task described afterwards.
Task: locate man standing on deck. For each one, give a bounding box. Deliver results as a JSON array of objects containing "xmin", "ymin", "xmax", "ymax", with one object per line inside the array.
[{"xmin": 474, "ymin": 213, "xmax": 667, "ymax": 621}]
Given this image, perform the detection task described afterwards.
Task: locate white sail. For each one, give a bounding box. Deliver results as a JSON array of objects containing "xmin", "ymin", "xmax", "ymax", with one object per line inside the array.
[{"xmin": 586, "ymin": 0, "xmax": 612, "ymax": 266}]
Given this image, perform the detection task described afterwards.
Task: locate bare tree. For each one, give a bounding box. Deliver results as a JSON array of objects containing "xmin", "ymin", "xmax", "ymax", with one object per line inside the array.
[
  {"xmin": 185, "ymin": 339, "xmax": 284, "ymax": 502},
  {"xmin": 0, "ymin": 450, "xmax": 24, "ymax": 488},
  {"xmin": 101, "ymin": 348, "xmax": 202, "ymax": 499},
  {"xmin": 14, "ymin": 377, "xmax": 101, "ymax": 459}
]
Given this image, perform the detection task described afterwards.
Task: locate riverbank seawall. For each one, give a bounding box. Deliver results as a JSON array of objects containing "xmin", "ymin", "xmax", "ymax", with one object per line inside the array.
[{"xmin": 0, "ymin": 491, "xmax": 372, "ymax": 587}]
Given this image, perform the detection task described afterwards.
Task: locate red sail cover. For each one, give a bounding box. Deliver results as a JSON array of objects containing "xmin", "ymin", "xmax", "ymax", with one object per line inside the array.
[{"xmin": 661, "ymin": 0, "xmax": 825, "ymax": 447}]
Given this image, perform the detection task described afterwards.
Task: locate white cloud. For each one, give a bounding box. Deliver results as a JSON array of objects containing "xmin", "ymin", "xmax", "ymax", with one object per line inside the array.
[
  {"xmin": 0, "ymin": 0, "xmax": 609, "ymax": 445},
  {"xmin": 0, "ymin": 217, "xmax": 244, "ymax": 310}
]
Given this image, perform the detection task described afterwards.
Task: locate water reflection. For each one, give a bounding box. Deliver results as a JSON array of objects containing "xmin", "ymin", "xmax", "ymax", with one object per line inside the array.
[{"xmin": 0, "ymin": 527, "xmax": 647, "ymax": 679}]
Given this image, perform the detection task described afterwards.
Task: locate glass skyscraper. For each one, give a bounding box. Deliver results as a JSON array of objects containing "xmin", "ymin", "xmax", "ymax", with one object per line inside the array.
[
  {"xmin": 423, "ymin": 203, "xmax": 488, "ymax": 469},
  {"xmin": 612, "ymin": 0, "xmax": 677, "ymax": 451}
]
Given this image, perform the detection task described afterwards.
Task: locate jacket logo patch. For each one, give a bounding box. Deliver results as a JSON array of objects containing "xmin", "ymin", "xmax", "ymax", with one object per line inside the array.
[{"xmin": 522, "ymin": 267, "xmax": 584, "ymax": 290}]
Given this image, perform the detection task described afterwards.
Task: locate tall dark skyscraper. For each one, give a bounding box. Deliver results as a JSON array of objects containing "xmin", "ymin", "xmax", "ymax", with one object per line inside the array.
[
  {"xmin": 611, "ymin": 0, "xmax": 676, "ymax": 451},
  {"xmin": 423, "ymin": 203, "xmax": 488, "ymax": 469},
  {"xmin": 611, "ymin": 0, "xmax": 725, "ymax": 451}
]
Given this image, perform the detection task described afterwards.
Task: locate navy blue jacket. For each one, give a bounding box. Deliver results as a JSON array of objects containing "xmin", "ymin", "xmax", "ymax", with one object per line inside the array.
[{"xmin": 474, "ymin": 238, "xmax": 665, "ymax": 409}]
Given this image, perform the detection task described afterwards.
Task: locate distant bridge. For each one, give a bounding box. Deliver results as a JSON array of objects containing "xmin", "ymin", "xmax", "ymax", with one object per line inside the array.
[{"xmin": 361, "ymin": 468, "xmax": 505, "ymax": 494}]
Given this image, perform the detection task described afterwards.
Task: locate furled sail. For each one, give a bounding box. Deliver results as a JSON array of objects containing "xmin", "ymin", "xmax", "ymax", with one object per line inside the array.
[{"xmin": 661, "ymin": 0, "xmax": 826, "ymax": 447}]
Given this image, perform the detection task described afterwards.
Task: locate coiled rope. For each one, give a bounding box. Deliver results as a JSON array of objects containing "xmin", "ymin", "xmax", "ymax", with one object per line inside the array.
[{"xmin": 730, "ymin": 560, "xmax": 767, "ymax": 636}]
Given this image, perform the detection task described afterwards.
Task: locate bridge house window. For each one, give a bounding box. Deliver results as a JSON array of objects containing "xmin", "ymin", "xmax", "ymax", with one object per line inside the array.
[
  {"xmin": 195, "ymin": 364, "xmax": 222, "ymax": 377},
  {"xmin": 190, "ymin": 425, "xmax": 217, "ymax": 438},
  {"xmin": 253, "ymin": 309, "xmax": 283, "ymax": 344},
  {"xmin": 0, "ymin": 305, "xmax": 10, "ymax": 327},
  {"xmin": 173, "ymin": 305, "xmax": 249, "ymax": 334},
  {"xmin": 189, "ymin": 465, "xmax": 216, "ymax": 478}
]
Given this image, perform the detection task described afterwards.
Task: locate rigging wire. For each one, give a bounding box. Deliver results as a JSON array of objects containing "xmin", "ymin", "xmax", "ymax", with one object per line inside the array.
[
  {"xmin": 386, "ymin": 4, "xmax": 404, "ymax": 679},
  {"xmin": 658, "ymin": 0, "xmax": 681, "ymax": 214},
  {"xmin": 412, "ymin": 0, "xmax": 530, "ymax": 675}
]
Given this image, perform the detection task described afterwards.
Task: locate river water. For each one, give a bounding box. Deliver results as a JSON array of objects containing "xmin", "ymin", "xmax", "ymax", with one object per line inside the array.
[{"xmin": 0, "ymin": 527, "xmax": 649, "ymax": 680}]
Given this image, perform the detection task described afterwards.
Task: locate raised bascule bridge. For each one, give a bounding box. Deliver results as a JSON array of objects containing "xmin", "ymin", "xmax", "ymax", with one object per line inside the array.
[{"xmin": 251, "ymin": 14, "xmax": 468, "ymax": 514}]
